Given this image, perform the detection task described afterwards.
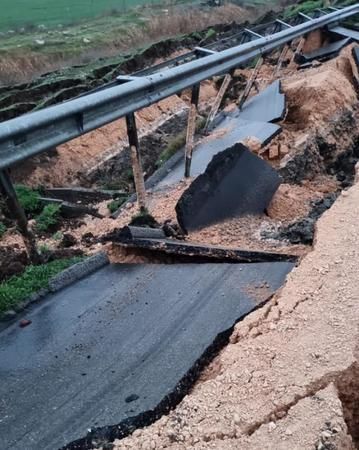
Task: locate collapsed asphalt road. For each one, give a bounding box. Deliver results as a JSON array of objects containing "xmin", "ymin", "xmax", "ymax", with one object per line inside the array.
[
  {"xmin": 0, "ymin": 262, "xmax": 293, "ymax": 449},
  {"xmin": 155, "ymin": 81, "xmax": 284, "ymax": 190}
]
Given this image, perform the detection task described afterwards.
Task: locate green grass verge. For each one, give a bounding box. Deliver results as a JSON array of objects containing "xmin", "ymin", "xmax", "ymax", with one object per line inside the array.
[
  {"xmin": 15, "ymin": 184, "xmax": 41, "ymax": 215},
  {"xmin": 0, "ymin": 0, "xmax": 157, "ymax": 31},
  {"xmin": 283, "ymin": 0, "xmax": 325, "ymax": 19},
  {"xmin": 0, "ymin": 257, "xmax": 83, "ymax": 315},
  {"xmin": 107, "ymin": 196, "xmax": 128, "ymax": 213},
  {"xmin": 155, "ymin": 116, "xmax": 206, "ymax": 168},
  {"xmin": 35, "ymin": 204, "xmax": 61, "ymax": 232}
]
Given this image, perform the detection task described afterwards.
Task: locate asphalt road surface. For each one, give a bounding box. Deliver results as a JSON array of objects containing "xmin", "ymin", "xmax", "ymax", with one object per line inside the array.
[{"xmin": 0, "ymin": 262, "xmax": 293, "ymax": 449}]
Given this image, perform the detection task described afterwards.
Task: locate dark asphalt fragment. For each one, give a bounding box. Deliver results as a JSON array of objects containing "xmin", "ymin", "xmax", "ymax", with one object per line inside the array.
[
  {"xmin": 125, "ymin": 394, "xmax": 140, "ymax": 403},
  {"xmin": 176, "ymin": 143, "xmax": 281, "ymax": 233}
]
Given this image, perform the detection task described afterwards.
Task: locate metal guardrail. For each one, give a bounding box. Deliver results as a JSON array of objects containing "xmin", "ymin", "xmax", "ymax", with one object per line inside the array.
[{"xmin": 0, "ymin": 3, "xmax": 358, "ymax": 170}]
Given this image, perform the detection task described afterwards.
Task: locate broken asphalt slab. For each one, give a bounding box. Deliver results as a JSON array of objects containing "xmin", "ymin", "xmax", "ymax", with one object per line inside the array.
[
  {"xmin": 0, "ymin": 262, "xmax": 294, "ymax": 450},
  {"xmin": 329, "ymin": 25, "xmax": 359, "ymax": 42},
  {"xmin": 155, "ymin": 117, "xmax": 281, "ymax": 189},
  {"xmin": 299, "ymin": 37, "xmax": 351, "ymax": 63},
  {"xmin": 176, "ymin": 143, "xmax": 281, "ymax": 233},
  {"xmin": 236, "ymin": 80, "xmax": 286, "ymax": 123},
  {"xmin": 105, "ymin": 233, "xmax": 297, "ymax": 263},
  {"xmin": 154, "ymin": 82, "xmax": 284, "ymax": 190}
]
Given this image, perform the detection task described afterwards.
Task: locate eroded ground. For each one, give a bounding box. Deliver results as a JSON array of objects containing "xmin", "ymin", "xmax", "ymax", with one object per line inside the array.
[
  {"xmin": 102, "ymin": 161, "xmax": 359, "ymax": 450},
  {"xmin": 1, "ymin": 25, "xmax": 359, "ymax": 450}
]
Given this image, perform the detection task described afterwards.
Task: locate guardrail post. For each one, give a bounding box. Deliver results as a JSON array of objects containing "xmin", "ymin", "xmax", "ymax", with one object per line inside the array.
[
  {"xmin": 0, "ymin": 170, "xmax": 41, "ymax": 263},
  {"xmin": 289, "ymin": 36, "xmax": 306, "ymax": 68},
  {"xmin": 205, "ymin": 70, "xmax": 234, "ymax": 132},
  {"xmin": 125, "ymin": 113, "xmax": 146, "ymax": 211},
  {"xmin": 272, "ymin": 44, "xmax": 290, "ymax": 79},
  {"xmin": 184, "ymin": 83, "xmax": 200, "ymax": 178},
  {"xmin": 238, "ymin": 55, "xmax": 263, "ymax": 110}
]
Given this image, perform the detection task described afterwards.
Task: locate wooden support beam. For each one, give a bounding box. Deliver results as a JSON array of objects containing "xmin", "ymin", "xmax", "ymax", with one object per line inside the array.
[
  {"xmin": 0, "ymin": 170, "xmax": 40, "ymax": 263},
  {"xmin": 238, "ymin": 56, "xmax": 263, "ymax": 110},
  {"xmin": 184, "ymin": 83, "xmax": 200, "ymax": 178},
  {"xmin": 272, "ymin": 44, "xmax": 290, "ymax": 79},
  {"xmin": 289, "ymin": 36, "xmax": 306, "ymax": 68},
  {"xmin": 204, "ymin": 71, "xmax": 234, "ymax": 132},
  {"xmin": 125, "ymin": 113, "xmax": 146, "ymax": 211}
]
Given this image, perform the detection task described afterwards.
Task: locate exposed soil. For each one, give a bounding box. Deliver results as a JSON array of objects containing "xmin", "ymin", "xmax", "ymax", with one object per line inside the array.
[
  {"xmin": 0, "ymin": 245, "xmax": 28, "ymax": 281},
  {"xmin": 12, "ymin": 96, "xmax": 188, "ymax": 188},
  {"xmin": 5, "ymin": 42, "xmax": 359, "ymax": 274}
]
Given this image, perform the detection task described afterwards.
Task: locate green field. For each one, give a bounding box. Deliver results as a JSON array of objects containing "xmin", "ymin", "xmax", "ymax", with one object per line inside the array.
[{"xmin": 0, "ymin": 0, "xmax": 171, "ymax": 31}]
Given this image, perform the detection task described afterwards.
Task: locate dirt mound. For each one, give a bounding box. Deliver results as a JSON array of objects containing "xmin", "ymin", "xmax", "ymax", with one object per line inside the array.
[
  {"xmin": 283, "ymin": 65, "xmax": 357, "ymax": 129},
  {"xmin": 0, "ymin": 245, "xmax": 28, "ymax": 282},
  {"xmin": 267, "ymin": 179, "xmax": 338, "ymax": 222}
]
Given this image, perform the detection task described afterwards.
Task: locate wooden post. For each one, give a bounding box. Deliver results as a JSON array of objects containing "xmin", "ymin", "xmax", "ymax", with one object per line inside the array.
[
  {"xmin": 289, "ymin": 36, "xmax": 306, "ymax": 69},
  {"xmin": 238, "ymin": 56, "xmax": 263, "ymax": 110},
  {"xmin": 205, "ymin": 71, "xmax": 234, "ymax": 132},
  {"xmin": 184, "ymin": 83, "xmax": 200, "ymax": 178},
  {"xmin": 0, "ymin": 170, "xmax": 41, "ymax": 263},
  {"xmin": 125, "ymin": 113, "xmax": 146, "ymax": 211},
  {"xmin": 272, "ymin": 44, "xmax": 290, "ymax": 79}
]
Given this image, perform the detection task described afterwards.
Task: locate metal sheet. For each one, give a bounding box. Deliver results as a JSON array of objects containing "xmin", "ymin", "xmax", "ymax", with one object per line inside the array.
[
  {"xmin": 237, "ymin": 80, "xmax": 286, "ymax": 122},
  {"xmin": 0, "ymin": 262, "xmax": 293, "ymax": 450},
  {"xmin": 176, "ymin": 143, "xmax": 281, "ymax": 232}
]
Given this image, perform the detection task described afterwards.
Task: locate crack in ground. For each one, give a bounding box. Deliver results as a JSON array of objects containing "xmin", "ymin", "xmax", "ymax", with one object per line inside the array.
[{"xmin": 243, "ymin": 361, "xmax": 359, "ymax": 443}]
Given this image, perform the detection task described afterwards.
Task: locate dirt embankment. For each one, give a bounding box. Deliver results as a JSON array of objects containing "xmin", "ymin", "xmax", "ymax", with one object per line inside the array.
[
  {"xmin": 12, "ymin": 79, "xmax": 217, "ymax": 189},
  {"xmin": 13, "ymin": 96, "xmax": 188, "ymax": 187}
]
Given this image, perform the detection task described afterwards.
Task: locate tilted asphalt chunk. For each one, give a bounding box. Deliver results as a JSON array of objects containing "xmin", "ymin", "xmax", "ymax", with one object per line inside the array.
[
  {"xmin": 176, "ymin": 143, "xmax": 281, "ymax": 233},
  {"xmin": 329, "ymin": 25, "xmax": 359, "ymax": 42},
  {"xmin": 298, "ymin": 37, "xmax": 351, "ymax": 63},
  {"xmin": 236, "ymin": 80, "xmax": 286, "ymax": 123}
]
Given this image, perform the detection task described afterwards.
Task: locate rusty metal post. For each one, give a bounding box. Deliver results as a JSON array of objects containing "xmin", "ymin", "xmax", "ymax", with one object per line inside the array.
[
  {"xmin": 184, "ymin": 83, "xmax": 200, "ymax": 178},
  {"xmin": 238, "ymin": 56, "xmax": 263, "ymax": 110},
  {"xmin": 289, "ymin": 36, "xmax": 306, "ymax": 68},
  {"xmin": 0, "ymin": 170, "xmax": 41, "ymax": 263},
  {"xmin": 205, "ymin": 70, "xmax": 234, "ymax": 132},
  {"xmin": 125, "ymin": 113, "xmax": 146, "ymax": 211}
]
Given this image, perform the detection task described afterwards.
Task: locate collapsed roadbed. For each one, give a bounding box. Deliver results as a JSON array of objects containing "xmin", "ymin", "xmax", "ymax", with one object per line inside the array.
[{"xmin": 2, "ymin": 7, "xmax": 359, "ymax": 450}]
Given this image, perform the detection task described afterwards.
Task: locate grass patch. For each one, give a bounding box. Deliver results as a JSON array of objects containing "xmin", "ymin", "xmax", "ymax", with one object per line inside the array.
[
  {"xmin": 129, "ymin": 208, "xmax": 159, "ymax": 227},
  {"xmin": 156, "ymin": 132, "xmax": 187, "ymax": 168},
  {"xmin": 0, "ymin": 0, "xmax": 156, "ymax": 31},
  {"xmin": 35, "ymin": 204, "xmax": 61, "ymax": 232},
  {"xmin": 15, "ymin": 184, "xmax": 41, "ymax": 215},
  {"xmin": 283, "ymin": 0, "xmax": 325, "ymax": 19},
  {"xmin": 204, "ymin": 27, "xmax": 216, "ymax": 41},
  {"xmin": 0, "ymin": 257, "xmax": 82, "ymax": 315},
  {"xmin": 155, "ymin": 116, "xmax": 206, "ymax": 168},
  {"xmin": 107, "ymin": 196, "xmax": 128, "ymax": 214}
]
